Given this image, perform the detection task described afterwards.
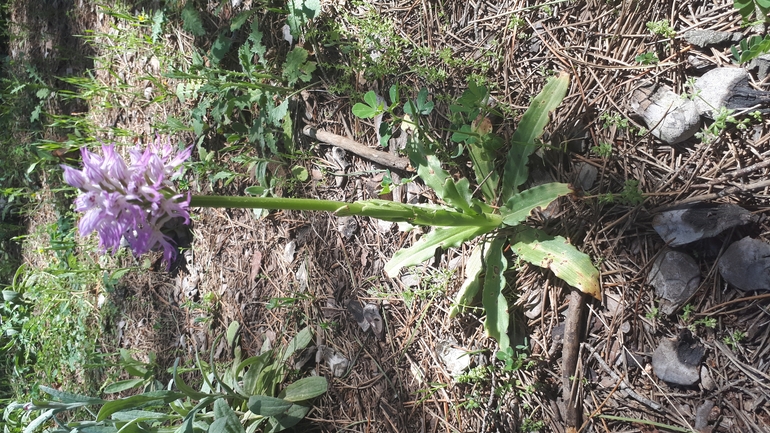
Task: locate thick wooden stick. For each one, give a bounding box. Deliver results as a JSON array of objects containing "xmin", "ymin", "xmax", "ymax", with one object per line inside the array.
[{"xmin": 302, "ymin": 126, "xmax": 412, "ymax": 172}]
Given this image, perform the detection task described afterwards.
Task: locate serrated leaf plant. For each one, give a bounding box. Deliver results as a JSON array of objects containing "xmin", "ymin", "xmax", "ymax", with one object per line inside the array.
[{"xmin": 9, "ymin": 324, "xmax": 327, "ymax": 433}]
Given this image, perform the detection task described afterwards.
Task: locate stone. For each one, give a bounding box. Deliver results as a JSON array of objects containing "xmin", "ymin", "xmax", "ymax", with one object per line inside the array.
[
  {"xmin": 718, "ymin": 237, "xmax": 770, "ymax": 292},
  {"xmin": 652, "ymin": 204, "xmax": 754, "ymax": 247},
  {"xmin": 630, "ymin": 82, "xmax": 700, "ymax": 144},
  {"xmin": 647, "ymin": 249, "xmax": 701, "ymax": 315},
  {"xmin": 693, "ymin": 67, "xmax": 770, "ymax": 118},
  {"xmin": 683, "ymin": 29, "xmax": 743, "ymax": 47},
  {"xmin": 652, "ymin": 332, "xmax": 705, "ymax": 386}
]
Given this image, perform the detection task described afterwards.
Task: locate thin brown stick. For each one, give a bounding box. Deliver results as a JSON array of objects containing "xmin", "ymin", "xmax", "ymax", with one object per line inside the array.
[
  {"xmin": 563, "ymin": 289, "xmax": 587, "ymax": 430},
  {"xmin": 302, "ymin": 126, "xmax": 413, "ymax": 172}
]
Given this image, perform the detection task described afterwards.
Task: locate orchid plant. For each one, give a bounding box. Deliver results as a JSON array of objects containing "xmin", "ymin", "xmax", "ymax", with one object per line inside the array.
[{"xmin": 62, "ymin": 73, "xmax": 600, "ymax": 351}]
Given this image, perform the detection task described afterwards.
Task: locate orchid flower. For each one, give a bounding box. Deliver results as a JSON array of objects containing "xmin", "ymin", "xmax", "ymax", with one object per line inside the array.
[{"xmin": 62, "ymin": 137, "xmax": 192, "ymax": 267}]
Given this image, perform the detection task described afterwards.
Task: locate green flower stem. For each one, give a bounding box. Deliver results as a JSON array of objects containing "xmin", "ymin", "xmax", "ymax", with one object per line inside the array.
[
  {"xmin": 190, "ymin": 195, "xmax": 502, "ymax": 227},
  {"xmin": 191, "ymin": 195, "xmax": 349, "ymax": 213}
]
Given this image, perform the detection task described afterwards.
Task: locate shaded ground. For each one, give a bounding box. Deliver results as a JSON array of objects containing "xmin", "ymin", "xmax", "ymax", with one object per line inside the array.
[{"xmin": 9, "ymin": 0, "xmax": 770, "ymax": 432}]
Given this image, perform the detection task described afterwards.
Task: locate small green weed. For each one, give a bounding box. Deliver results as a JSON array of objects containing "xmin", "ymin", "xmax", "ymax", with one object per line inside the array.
[
  {"xmin": 635, "ymin": 52, "xmax": 659, "ymax": 65},
  {"xmin": 595, "ymin": 179, "xmax": 644, "ymax": 206},
  {"xmin": 591, "ymin": 141, "xmax": 613, "ymax": 158},
  {"xmin": 599, "ymin": 111, "xmax": 629, "ymax": 129},
  {"xmin": 722, "ymin": 330, "xmax": 746, "ymax": 350},
  {"xmin": 646, "ymin": 20, "xmax": 676, "ymax": 38}
]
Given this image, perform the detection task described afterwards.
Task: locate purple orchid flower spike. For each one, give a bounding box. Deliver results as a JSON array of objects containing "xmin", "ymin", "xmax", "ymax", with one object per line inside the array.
[{"xmin": 62, "ymin": 137, "xmax": 192, "ymax": 268}]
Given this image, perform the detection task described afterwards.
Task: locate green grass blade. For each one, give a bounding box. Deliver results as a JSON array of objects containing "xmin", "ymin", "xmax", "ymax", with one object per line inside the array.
[
  {"xmin": 510, "ymin": 227, "xmax": 600, "ymax": 299},
  {"xmin": 481, "ymin": 238, "xmax": 510, "ymax": 351},
  {"xmin": 501, "ymin": 183, "xmax": 572, "ymax": 226},
  {"xmin": 501, "ymin": 72, "xmax": 570, "ymax": 201}
]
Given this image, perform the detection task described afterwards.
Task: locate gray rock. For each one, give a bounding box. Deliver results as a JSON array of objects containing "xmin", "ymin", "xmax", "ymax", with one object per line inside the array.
[
  {"xmin": 574, "ymin": 162, "xmax": 598, "ymax": 192},
  {"xmin": 718, "ymin": 237, "xmax": 770, "ymax": 292},
  {"xmin": 652, "ymin": 333, "xmax": 705, "ymax": 386},
  {"xmin": 683, "ymin": 29, "xmax": 743, "ymax": 47},
  {"xmin": 630, "ymin": 82, "xmax": 700, "ymax": 144},
  {"xmin": 693, "ymin": 67, "xmax": 770, "ymax": 118},
  {"xmin": 748, "ymin": 54, "xmax": 770, "ymax": 80},
  {"xmin": 652, "ymin": 204, "xmax": 754, "ymax": 247},
  {"xmin": 647, "ymin": 249, "xmax": 701, "ymax": 315}
]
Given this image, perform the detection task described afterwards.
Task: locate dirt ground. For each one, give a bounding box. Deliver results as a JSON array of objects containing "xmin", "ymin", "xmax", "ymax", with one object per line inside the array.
[{"xmin": 10, "ymin": 0, "xmax": 770, "ymax": 432}]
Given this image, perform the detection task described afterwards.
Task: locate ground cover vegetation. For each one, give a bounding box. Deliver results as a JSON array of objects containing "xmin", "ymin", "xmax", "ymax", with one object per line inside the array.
[{"xmin": 2, "ymin": 0, "xmax": 770, "ymax": 432}]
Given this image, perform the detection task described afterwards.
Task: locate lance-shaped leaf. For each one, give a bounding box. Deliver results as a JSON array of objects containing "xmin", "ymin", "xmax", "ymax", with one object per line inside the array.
[
  {"xmin": 248, "ymin": 395, "xmax": 293, "ymax": 417},
  {"xmin": 210, "ymin": 398, "xmax": 245, "ymax": 433},
  {"xmin": 385, "ymin": 225, "xmax": 496, "ymax": 277},
  {"xmin": 96, "ymin": 391, "xmax": 185, "ymax": 422},
  {"xmin": 280, "ymin": 376, "xmax": 328, "ymax": 402},
  {"xmin": 481, "ymin": 238, "xmax": 510, "ymax": 351},
  {"xmin": 449, "ymin": 242, "xmax": 486, "ymax": 318},
  {"xmin": 407, "ymin": 139, "xmax": 479, "ymax": 214},
  {"xmin": 510, "ymin": 227, "xmax": 600, "ymax": 299},
  {"xmin": 501, "ymin": 183, "xmax": 572, "ymax": 226},
  {"xmin": 467, "ymin": 117, "xmax": 503, "ymax": 203},
  {"xmin": 501, "ymin": 72, "xmax": 570, "ymax": 202}
]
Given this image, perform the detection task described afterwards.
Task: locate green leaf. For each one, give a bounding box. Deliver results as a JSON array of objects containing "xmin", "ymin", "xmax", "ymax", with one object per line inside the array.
[
  {"xmin": 291, "ymin": 166, "xmax": 308, "ymax": 181},
  {"xmin": 103, "ymin": 379, "xmax": 146, "ymax": 394},
  {"xmin": 449, "ymin": 242, "xmax": 486, "ymax": 318},
  {"xmin": 181, "ymin": 2, "xmax": 206, "ymax": 37},
  {"xmin": 245, "ymin": 186, "xmax": 267, "ymax": 196},
  {"xmin": 248, "ymin": 396, "xmax": 293, "ymax": 417},
  {"xmin": 283, "ymin": 47, "xmax": 316, "ymax": 86},
  {"xmin": 406, "ymin": 140, "xmax": 478, "ymax": 214},
  {"xmin": 415, "ymin": 87, "xmax": 434, "ymax": 115},
  {"xmin": 249, "ymin": 20, "xmax": 267, "ymax": 66},
  {"xmin": 95, "ymin": 391, "xmax": 185, "ymax": 422},
  {"xmin": 173, "ymin": 359, "xmax": 212, "ymax": 400},
  {"xmin": 364, "ymin": 90, "xmax": 378, "ymax": 108},
  {"xmin": 500, "ymin": 183, "xmax": 572, "ymax": 226},
  {"xmin": 510, "ymin": 227, "xmax": 600, "ymax": 299},
  {"xmin": 501, "ymin": 72, "xmax": 569, "ymax": 201},
  {"xmin": 281, "ymin": 376, "xmax": 327, "ymax": 402},
  {"xmin": 230, "ymin": 9, "xmax": 256, "ymax": 31},
  {"xmin": 210, "ymin": 33, "xmax": 233, "ymax": 66},
  {"xmin": 211, "ymin": 399, "xmax": 245, "ymax": 433},
  {"xmin": 226, "ymin": 321, "xmax": 240, "ymax": 348},
  {"xmin": 733, "ymin": 35, "xmax": 770, "ymax": 64},
  {"xmin": 384, "ymin": 225, "xmax": 496, "ymax": 277},
  {"xmin": 267, "ymin": 404, "xmax": 310, "ymax": 433},
  {"xmin": 39, "ymin": 386, "xmax": 105, "ymax": 405},
  {"xmin": 280, "ymin": 327, "xmax": 313, "ymax": 362},
  {"xmin": 482, "ymin": 238, "xmax": 510, "ymax": 351},
  {"xmin": 389, "ymin": 84, "xmax": 399, "ymax": 105},
  {"xmin": 352, "ymin": 103, "xmax": 377, "ymax": 119}
]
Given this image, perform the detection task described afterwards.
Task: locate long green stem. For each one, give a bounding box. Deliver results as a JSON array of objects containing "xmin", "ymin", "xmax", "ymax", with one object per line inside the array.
[
  {"xmin": 190, "ymin": 195, "xmax": 502, "ymax": 228},
  {"xmin": 190, "ymin": 195, "xmax": 355, "ymax": 213}
]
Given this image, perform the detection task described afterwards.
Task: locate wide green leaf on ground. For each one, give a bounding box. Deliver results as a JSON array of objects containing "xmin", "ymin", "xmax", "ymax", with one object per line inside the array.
[
  {"xmin": 501, "ymin": 72, "xmax": 570, "ymax": 201},
  {"xmin": 510, "ymin": 226, "xmax": 600, "ymax": 299},
  {"xmin": 500, "ymin": 183, "xmax": 573, "ymax": 226},
  {"xmin": 384, "ymin": 225, "xmax": 497, "ymax": 278}
]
